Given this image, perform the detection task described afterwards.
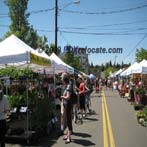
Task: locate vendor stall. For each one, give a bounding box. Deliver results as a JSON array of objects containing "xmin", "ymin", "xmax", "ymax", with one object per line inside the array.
[{"xmin": 0, "ymin": 35, "xmax": 52, "ymax": 144}]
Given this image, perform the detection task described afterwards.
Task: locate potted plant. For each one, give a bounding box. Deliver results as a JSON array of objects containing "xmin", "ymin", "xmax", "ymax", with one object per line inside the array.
[
  {"xmin": 136, "ymin": 110, "xmax": 147, "ymax": 126},
  {"xmin": 135, "ymin": 87, "xmax": 146, "ymax": 104},
  {"xmin": 134, "ymin": 103, "xmax": 144, "ymax": 111}
]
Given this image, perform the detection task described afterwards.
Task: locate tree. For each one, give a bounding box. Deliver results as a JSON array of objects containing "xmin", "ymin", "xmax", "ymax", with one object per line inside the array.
[
  {"xmin": 26, "ymin": 26, "xmax": 38, "ymax": 49},
  {"xmin": 109, "ymin": 60, "xmax": 112, "ymax": 67},
  {"xmin": 121, "ymin": 61, "xmax": 124, "ymax": 68},
  {"xmin": 62, "ymin": 51, "xmax": 81, "ymax": 70},
  {"xmin": 36, "ymin": 35, "xmax": 50, "ymax": 54},
  {"xmin": 4, "ymin": 0, "xmax": 49, "ymax": 51},
  {"xmin": 5, "ymin": 0, "xmax": 30, "ymax": 41},
  {"xmin": 105, "ymin": 67, "xmax": 113, "ymax": 78},
  {"xmin": 101, "ymin": 64, "xmax": 105, "ymax": 72},
  {"xmin": 135, "ymin": 48, "xmax": 147, "ymax": 62},
  {"xmin": 45, "ymin": 44, "xmax": 61, "ymax": 56}
]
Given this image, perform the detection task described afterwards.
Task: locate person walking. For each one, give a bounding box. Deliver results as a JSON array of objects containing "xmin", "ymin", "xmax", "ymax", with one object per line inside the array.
[{"xmin": 0, "ymin": 86, "xmax": 10, "ymax": 147}]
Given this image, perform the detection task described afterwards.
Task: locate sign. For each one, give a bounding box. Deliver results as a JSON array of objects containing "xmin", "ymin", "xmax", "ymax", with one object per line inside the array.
[{"xmin": 30, "ymin": 53, "xmax": 51, "ymax": 66}]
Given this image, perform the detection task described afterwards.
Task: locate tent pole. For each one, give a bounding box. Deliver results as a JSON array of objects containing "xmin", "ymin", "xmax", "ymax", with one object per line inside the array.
[
  {"xmin": 26, "ymin": 78, "xmax": 29, "ymax": 141},
  {"xmin": 52, "ymin": 62, "xmax": 56, "ymax": 108},
  {"xmin": 26, "ymin": 53, "xmax": 29, "ymax": 143}
]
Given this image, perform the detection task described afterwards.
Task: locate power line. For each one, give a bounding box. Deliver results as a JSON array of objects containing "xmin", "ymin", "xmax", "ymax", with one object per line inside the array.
[
  {"xmin": 2, "ymin": 19, "xmax": 147, "ymax": 29},
  {"xmin": 124, "ymin": 34, "xmax": 147, "ymax": 60},
  {"xmin": 59, "ymin": 30, "xmax": 147, "ymax": 35},
  {"xmin": 60, "ymin": 3, "xmax": 147, "ymax": 15},
  {"xmin": 29, "ymin": 7, "xmax": 55, "ymax": 14},
  {"xmin": 59, "ymin": 32, "xmax": 69, "ymax": 45},
  {"xmin": 37, "ymin": 29, "xmax": 54, "ymax": 33},
  {"xmin": 59, "ymin": 27, "xmax": 147, "ymax": 32},
  {"xmin": 0, "ymin": 24, "xmax": 54, "ymax": 32},
  {"xmin": 59, "ymin": 19, "xmax": 147, "ymax": 30},
  {"xmin": 0, "ymin": 7, "xmax": 55, "ymax": 18},
  {"xmin": 1, "ymin": 24, "xmax": 147, "ymax": 35},
  {"xmin": 1, "ymin": 3, "xmax": 147, "ymax": 18}
]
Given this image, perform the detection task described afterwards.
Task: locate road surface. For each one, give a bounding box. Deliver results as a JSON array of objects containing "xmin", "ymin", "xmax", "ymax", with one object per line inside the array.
[{"xmin": 6, "ymin": 88, "xmax": 147, "ymax": 147}]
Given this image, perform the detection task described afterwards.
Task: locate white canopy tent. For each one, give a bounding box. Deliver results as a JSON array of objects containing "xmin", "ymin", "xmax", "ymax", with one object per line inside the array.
[
  {"xmin": 49, "ymin": 53, "xmax": 74, "ymax": 74},
  {"xmin": 0, "ymin": 34, "xmax": 52, "ymax": 75},
  {"xmin": 130, "ymin": 59, "xmax": 147, "ymax": 74},
  {"xmin": 115, "ymin": 69, "xmax": 124, "ymax": 76},
  {"xmin": 120, "ymin": 62, "xmax": 139, "ymax": 76},
  {"xmin": 109, "ymin": 71, "xmax": 117, "ymax": 78},
  {"xmin": 0, "ymin": 34, "xmax": 50, "ymax": 67},
  {"xmin": 88, "ymin": 73, "xmax": 96, "ymax": 80}
]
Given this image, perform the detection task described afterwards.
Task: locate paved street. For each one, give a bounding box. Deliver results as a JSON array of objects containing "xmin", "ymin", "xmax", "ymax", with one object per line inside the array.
[{"xmin": 6, "ymin": 88, "xmax": 147, "ymax": 147}]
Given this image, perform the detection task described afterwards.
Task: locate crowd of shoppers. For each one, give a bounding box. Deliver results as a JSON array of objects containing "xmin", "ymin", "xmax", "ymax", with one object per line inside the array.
[{"xmin": 58, "ymin": 73, "xmax": 94, "ymax": 144}]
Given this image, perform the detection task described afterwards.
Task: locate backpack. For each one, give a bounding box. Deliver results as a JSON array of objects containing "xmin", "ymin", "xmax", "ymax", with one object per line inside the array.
[
  {"xmin": 64, "ymin": 84, "xmax": 78, "ymax": 106},
  {"xmin": 70, "ymin": 91, "xmax": 78, "ymax": 105}
]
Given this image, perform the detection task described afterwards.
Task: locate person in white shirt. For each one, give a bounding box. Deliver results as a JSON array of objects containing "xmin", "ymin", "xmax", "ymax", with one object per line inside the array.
[{"xmin": 0, "ymin": 87, "xmax": 10, "ymax": 147}]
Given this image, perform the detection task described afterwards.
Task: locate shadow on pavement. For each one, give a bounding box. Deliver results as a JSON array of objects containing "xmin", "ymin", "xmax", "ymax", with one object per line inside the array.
[
  {"xmin": 84, "ymin": 117, "xmax": 99, "ymax": 122},
  {"xmin": 72, "ymin": 139, "xmax": 95, "ymax": 146},
  {"xmin": 6, "ymin": 129, "xmax": 61, "ymax": 147},
  {"xmin": 73, "ymin": 132, "xmax": 91, "ymax": 138}
]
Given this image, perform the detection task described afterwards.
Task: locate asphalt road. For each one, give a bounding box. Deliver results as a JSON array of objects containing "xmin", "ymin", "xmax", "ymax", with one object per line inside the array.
[{"xmin": 6, "ymin": 88, "xmax": 147, "ymax": 147}]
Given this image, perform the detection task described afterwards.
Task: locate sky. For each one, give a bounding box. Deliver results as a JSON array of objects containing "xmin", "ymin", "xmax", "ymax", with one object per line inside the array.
[{"xmin": 0, "ymin": 0, "xmax": 147, "ymax": 66}]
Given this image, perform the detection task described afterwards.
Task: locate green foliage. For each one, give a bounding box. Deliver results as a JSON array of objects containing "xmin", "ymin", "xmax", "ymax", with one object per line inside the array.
[
  {"xmin": 8, "ymin": 94, "xmax": 26, "ymax": 107},
  {"xmin": 136, "ymin": 106, "xmax": 147, "ymax": 127},
  {"xmin": 135, "ymin": 48, "xmax": 147, "ymax": 62},
  {"xmin": 135, "ymin": 87, "xmax": 146, "ymax": 96},
  {"xmin": 46, "ymin": 43, "xmax": 61, "ymax": 56},
  {"xmin": 105, "ymin": 60, "xmax": 113, "ymax": 68},
  {"xmin": 31, "ymin": 95, "xmax": 55, "ymax": 129},
  {"xmin": 25, "ymin": 26, "xmax": 38, "ymax": 49},
  {"xmin": 105, "ymin": 67, "xmax": 114, "ymax": 77},
  {"xmin": 0, "ymin": 67, "xmax": 34, "ymax": 79},
  {"xmin": 136, "ymin": 110, "xmax": 146, "ymax": 119},
  {"xmin": 144, "ymin": 106, "xmax": 147, "ymax": 116},
  {"xmin": 134, "ymin": 103, "xmax": 145, "ymax": 111},
  {"xmin": 101, "ymin": 64, "xmax": 105, "ymax": 72},
  {"xmin": 4, "ymin": 0, "xmax": 30, "ymax": 41},
  {"xmin": 4, "ymin": 0, "xmax": 50, "ymax": 51},
  {"xmin": 37, "ymin": 36, "xmax": 48, "ymax": 49},
  {"xmin": 62, "ymin": 51, "xmax": 81, "ymax": 71}
]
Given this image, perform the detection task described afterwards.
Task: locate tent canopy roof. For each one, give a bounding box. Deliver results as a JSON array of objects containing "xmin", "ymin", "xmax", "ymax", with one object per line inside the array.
[
  {"xmin": 0, "ymin": 34, "xmax": 50, "ymax": 66},
  {"xmin": 49, "ymin": 53, "xmax": 74, "ymax": 74},
  {"xmin": 0, "ymin": 34, "xmax": 32, "ymax": 56}
]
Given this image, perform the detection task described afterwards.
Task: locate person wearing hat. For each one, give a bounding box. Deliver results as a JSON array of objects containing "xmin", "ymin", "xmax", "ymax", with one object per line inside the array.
[{"xmin": 0, "ymin": 86, "xmax": 10, "ymax": 147}]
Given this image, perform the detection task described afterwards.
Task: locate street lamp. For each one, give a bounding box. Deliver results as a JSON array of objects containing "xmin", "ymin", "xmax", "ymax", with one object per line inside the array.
[
  {"xmin": 61, "ymin": 0, "xmax": 80, "ymax": 10},
  {"xmin": 54, "ymin": 0, "xmax": 80, "ymax": 54}
]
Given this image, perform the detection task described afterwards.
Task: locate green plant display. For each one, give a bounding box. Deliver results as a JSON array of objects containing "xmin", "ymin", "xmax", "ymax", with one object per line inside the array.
[
  {"xmin": 30, "ymin": 93, "xmax": 55, "ymax": 130},
  {"xmin": 7, "ymin": 95, "xmax": 27, "ymax": 108},
  {"xmin": 136, "ymin": 111, "xmax": 146, "ymax": 119},
  {"xmin": 134, "ymin": 103, "xmax": 144, "ymax": 111},
  {"xmin": 0, "ymin": 67, "xmax": 34, "ymax": 79},
  {"xmin": 136, "ymin": 106, "xmax": 147, "ymax": 127},
  {"xmin": 1, "ymin": 67, "xmax": 56, "ymax": 132},
  {"xmin": 135, "ymin": 87, "xmax": 146, "ymax": 96}
]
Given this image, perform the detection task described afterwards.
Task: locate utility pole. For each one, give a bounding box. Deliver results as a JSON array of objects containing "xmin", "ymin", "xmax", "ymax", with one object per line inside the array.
[
  {"xmin": 54, "ymin": 0, "xmax": 80, "ymax": 55},
  {"xmin": 55, "ymin": 0, "xmax": 58, "ymax": 54}
]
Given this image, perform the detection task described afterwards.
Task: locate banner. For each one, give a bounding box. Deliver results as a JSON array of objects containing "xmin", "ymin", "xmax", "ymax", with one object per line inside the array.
[{"xmin": 30, "ymin": 53, "xmax": 51, "ymax": 66}]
